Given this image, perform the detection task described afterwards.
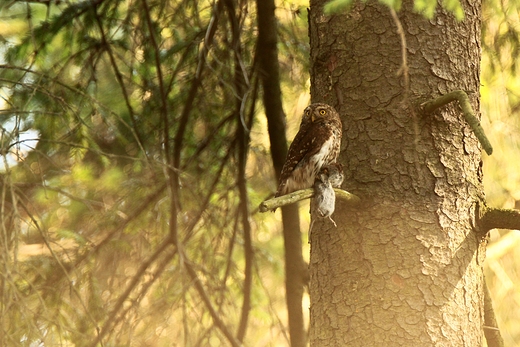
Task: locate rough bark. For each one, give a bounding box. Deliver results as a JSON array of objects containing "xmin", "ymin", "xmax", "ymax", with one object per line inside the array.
[
  {"xmin": 308, "ymin": 1, "xmax": 486, "ymax": 346},
  {"xmin": 256, "ymin": 1, "xmax": 306, "ymax": 346}
]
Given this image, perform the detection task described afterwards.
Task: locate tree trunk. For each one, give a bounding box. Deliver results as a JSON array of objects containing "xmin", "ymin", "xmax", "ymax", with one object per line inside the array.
[
  {"xmin": 308, "ymin": 1, "xmax": 486, "ymax": 346},
  {"xmin": 256, "ymin": 1, "xmax": 306, "ymax": 346}
]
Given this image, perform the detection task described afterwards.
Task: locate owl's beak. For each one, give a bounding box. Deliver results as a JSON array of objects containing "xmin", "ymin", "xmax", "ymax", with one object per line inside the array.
[{"xmin": 311, "ymin": 114, "xmax": 317, "ymax": 122}]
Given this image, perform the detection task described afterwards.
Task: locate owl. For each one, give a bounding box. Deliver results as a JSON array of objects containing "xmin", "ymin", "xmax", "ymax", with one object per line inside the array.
[{"xmin": 275, "ymin": 103, "xmax": 342, "ymax": 197}]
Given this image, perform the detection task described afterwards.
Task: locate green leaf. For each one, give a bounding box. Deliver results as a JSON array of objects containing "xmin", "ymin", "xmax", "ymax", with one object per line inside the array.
[
  {"xmin": 326, "ymin": 0, "xmax": 461, "ymax": 19},
  {"xmin": 378, "ymin": 0, "xmax": 402, "ymax": 11},
  {"xmin": 56, "ymin": 229, "xmax": 87, "ymax": 245},
  {"xmin": 414, "ymin": 0, "xmax": 464, "ymax": 20},
  {"xmin": 413, "ymin": 0, "xmax": 437, "ymax": 19},
  {"xmin": 324, "ymin": 0, "xmax": 354, "ymax": 14},
  {"xmin": 100, "ymin": 167, "xmax": 124, "ymax": 192},
  {"xmin": 442, "ymin": 0, "xmax": 465, "ymax": 20}
]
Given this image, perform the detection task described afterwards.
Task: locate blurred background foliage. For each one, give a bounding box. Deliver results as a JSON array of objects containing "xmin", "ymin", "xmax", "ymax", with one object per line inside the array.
[
  {"xmin": 481, "ymin": 0, "xmax": 520, "ymax": 344},
  {"xmin": 0, "ymin": 0, "xmax": 312, "ymax": 345},
  {"xmin": 0, "ymin": 0, "xmax": 519, "ymax": 346}
]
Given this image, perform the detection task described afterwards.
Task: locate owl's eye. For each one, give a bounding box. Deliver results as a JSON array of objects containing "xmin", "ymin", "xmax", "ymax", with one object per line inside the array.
[
  {"xmin": 305, "ymin": 109, "xmax": 310, "ymax": 116},
  {"xmin": 319, "ymin": 109, "xmax": 327, "ymax": 115}
]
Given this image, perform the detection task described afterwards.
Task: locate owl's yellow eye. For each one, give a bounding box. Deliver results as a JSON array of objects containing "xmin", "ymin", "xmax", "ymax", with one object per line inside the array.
[
  {"xmin": 305, "ymin": 109, "xmax": 310, "ymax": 117},
  {"xmin": 319, "ymin": 109, "xmax": 327, "ymax": 115}
]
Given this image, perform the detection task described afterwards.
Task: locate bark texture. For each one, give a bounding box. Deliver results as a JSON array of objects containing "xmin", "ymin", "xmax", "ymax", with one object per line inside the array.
[{"xmin": 308, "ymin": 1, "xmax": 486, "ymax": 345}]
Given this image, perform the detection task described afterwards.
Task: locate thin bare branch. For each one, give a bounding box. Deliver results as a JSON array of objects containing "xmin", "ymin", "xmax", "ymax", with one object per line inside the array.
[
  {"xmin": 183, "ymin": 251, "xmax": 242, "ymax": 347},
  {"xmin": 92, "ymin": 3, "xmax": 146, "ymax": 152},
  {"xmin": 99, "ymin": 246, "xmax": 177, "ymax": 343},
  {"xmin": 171, "ymin": 0, "xmax": 224, "ymax": 241},
  {"xmin": 87, "ymin": 239, "xmax": 172, "ymax": 347},
  {"xmin": 223, "ymin": 0, "xmax": 255, "ymax": 341},
  {"xmin": 389, "ymin": 8, "xmax": 409, "ymax": 97},
  {"xmin": 420, "ymin": 90, "xmax": 493, "ymax": 155},
  {"xmin": 483, "ymin": 279, "xmax": 505, "ymax": 347}
]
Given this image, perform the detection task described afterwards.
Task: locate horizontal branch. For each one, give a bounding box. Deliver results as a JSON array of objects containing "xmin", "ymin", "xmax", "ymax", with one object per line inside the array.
[
  {"xmin": 259, "ymin": 188, "xmax": 360, "ymax": 212},
  {"xmin": 420, "ymin": 90, "xmax": 493, "ymax": 155},
  {"xmin": 478, "ymin": 206, "xmax": 520, "ymax": 233}
]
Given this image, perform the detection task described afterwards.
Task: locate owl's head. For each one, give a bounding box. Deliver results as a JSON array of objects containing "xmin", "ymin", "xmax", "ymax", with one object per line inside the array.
[{"xmin": 303, "ymin": 103, "xmax": 338, "ymax": 123}]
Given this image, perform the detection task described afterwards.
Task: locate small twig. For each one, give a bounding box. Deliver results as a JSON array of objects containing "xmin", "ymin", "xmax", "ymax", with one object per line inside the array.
[
  {"xmin": 389, "ymin": 8, "xmax": 409, "ymax": 98},
  {"xmin": 483, "ymin": 326, "xmax": 501, "ymax": 332},
  {"xmin": 87, "ymin": 239, "xmax": 172, "ymax": 347},
  {"xmin": 259, "ymin": 188, "xmax": 360, "ymax": 212},
  {"xmin": 483, "ymin": 279, "xmax": 505, "ymax": 347},
  {"xmin": 92, "ymin": 5, "xmax": 145, "ymax": 151},
  {"xmin": 183, "ymin": 252, "xmax": 242, "ymax": 347},
  {"xmin": 98, "ymin": 247, "xmax": 176, "ymax": 343},
  {"xmin": 230, "ymin": 0, "xmax": 255, "ymax": 335},
  {"xmin": 420, "ymin": 90, "xmax": 493, "ymax": 155},
  {"xmin": 171, "ymin": 0, "xmax": 224, "ymax": 239}
]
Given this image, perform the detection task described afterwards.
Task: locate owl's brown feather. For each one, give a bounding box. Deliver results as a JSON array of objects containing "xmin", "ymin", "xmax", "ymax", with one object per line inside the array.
[{"xmin": 275, "ymin": 103, "xmax": 342, "ymax": 197}]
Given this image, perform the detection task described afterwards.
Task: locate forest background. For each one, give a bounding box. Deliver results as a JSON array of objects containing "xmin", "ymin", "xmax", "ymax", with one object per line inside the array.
[{"xmin": 0, "ymin": 0, "xmax": 520, "ymax": 346}]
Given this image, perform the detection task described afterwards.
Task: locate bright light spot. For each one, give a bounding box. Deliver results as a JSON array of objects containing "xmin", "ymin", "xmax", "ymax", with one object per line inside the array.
[{"xmin": 0, "ymin": 119, "xmax": 40, "ymax": 171}]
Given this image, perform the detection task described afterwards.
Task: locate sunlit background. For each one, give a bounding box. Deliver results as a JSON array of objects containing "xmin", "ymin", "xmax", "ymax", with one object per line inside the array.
[
  {"xmin": 0, "ymin": 0, "xmax": 519, "ymax": 345},
  {"xmin": 481, "ymin": 0, "xmax": 520, "ymax": 342}
]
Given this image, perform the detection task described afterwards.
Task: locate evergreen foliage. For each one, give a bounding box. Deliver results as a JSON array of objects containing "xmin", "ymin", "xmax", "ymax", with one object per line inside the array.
[{"xmin": 0, "ymin": 1, "xmax": 308, "ymax": 344}]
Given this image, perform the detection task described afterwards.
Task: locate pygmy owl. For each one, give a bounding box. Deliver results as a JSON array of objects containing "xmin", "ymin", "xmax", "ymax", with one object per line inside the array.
[{"xmin": 275, "ymin": 103, "xmax": 342, "ymax": 197}]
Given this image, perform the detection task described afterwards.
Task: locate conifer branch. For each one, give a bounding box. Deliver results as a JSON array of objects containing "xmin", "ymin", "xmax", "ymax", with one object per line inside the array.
[
  {"xmin": 259, "ymin": 188, "xmax": 360, "ymax": 212},
  {"xmin": 420, "ymin": 90, "xmax": 493, "ymax": 155}
]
